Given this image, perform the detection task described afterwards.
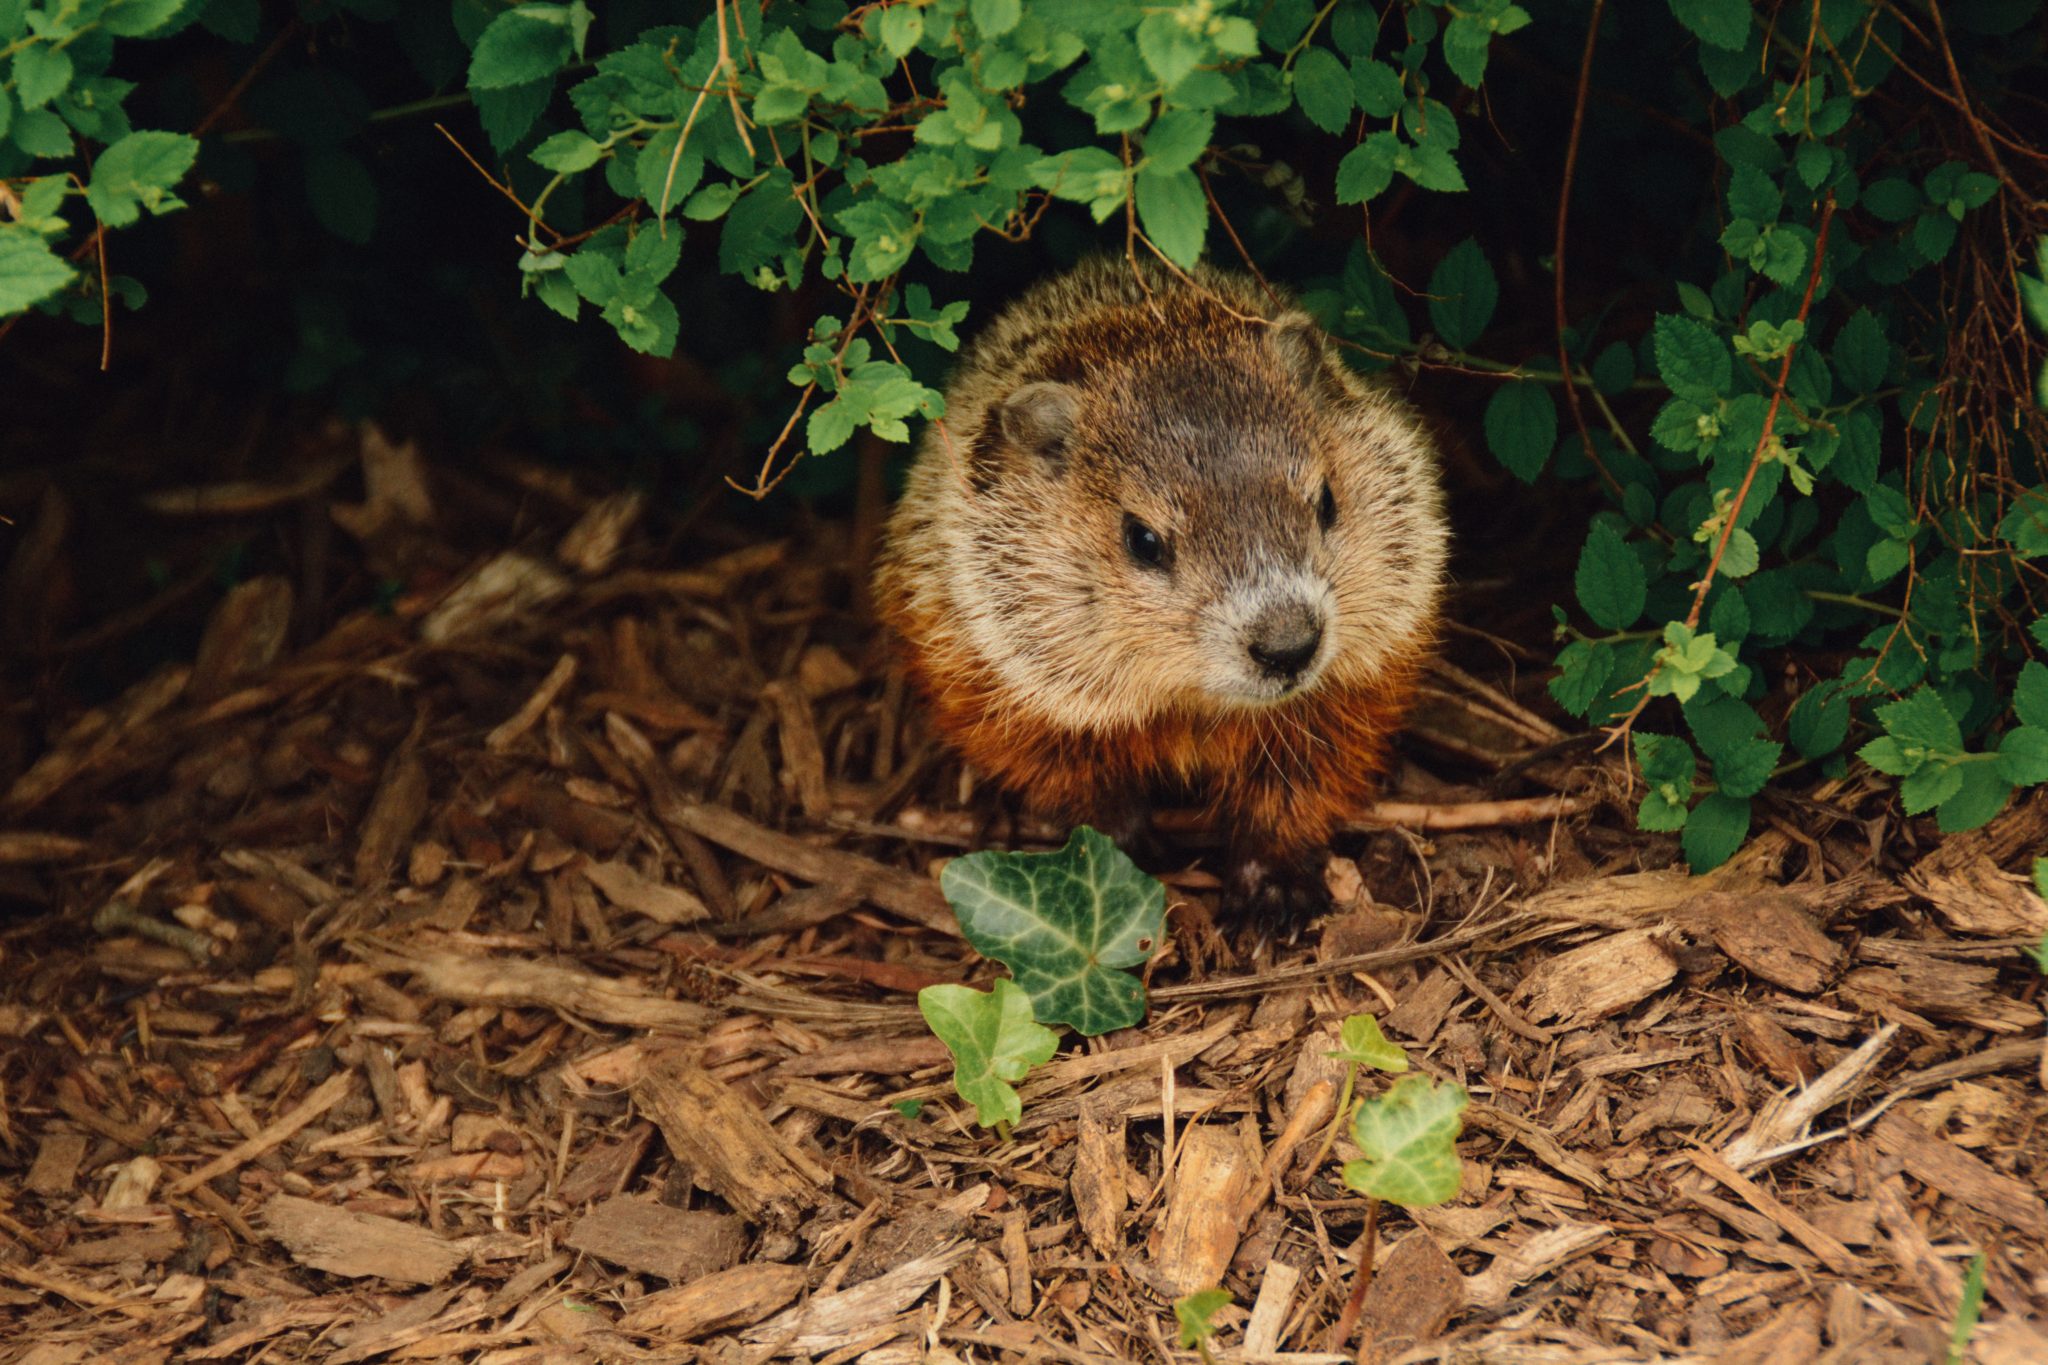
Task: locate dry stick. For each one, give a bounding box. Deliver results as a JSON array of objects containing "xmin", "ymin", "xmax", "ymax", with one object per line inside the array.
[
  {"xmin": 1603, "ymin": 194, "xmax": 1839, "ymax": 747},
  {"xmin": 1552, "ymin": 0, "xmax": 1624, "ymax": 501},
  {"xmin": 1326, "ymin": 1197, "xmax": 1380, "ymax": 1351}
]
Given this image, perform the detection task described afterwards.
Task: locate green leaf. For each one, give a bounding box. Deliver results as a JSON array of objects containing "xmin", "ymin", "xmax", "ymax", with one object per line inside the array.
[
  {"xmin": 0, "ymin": 224, "xmax": 76, "ymax": 316},
  {"xmin": 971, "ymin": 0, "xmax": 1022, "ymax": 38},
  {"xmin": 1401, "ymin": 142, "xmax": 1466, "ymax": 192},
  {"xmin": 85, "ymin": 131, "xmax": 199, "ymax": 229},
  {"xmin": 1292, "ymin": 47, "xmax": 1353, "ymax": 135},
  {"xmin": 1788, "ymin": 682, "xmax": 1849, "ymax": 758},
  {"xmin": 1862, "ymin": 177, "xmax": 1921, "ymax": 223},
  {"xmin": 305, "ymin": 147, "xmax": 376, "ymax": 244},
  {"xmin": 1136, "ymin": 164, "xmax": 1206, "ymax": 269},
  {"xmin": 1427, "ymin": 238, "xmax": 1497, "ymax": 351},
  {"xmin": 1833, "ymin": 309, "xmax": 1888, "ymax": 393},
  {"xmin": 468, "ymin": 4, "xmax": 575, "ymax": 91},
  {"xmin": 12, "ymin": 44, "xmax": 71, "ymax": 110},
  {"xmin": 874, "ymin": 4, "xmax": 923, "ymax": 57},
  {"xmin": 941, "ymin": 827, "xmax": 1166, "ymax": 1035},
  {"xmin": 1334, "ymin": 133, "xmax": 1399, "ymax": 204},
  {"xmin": 1881, "ymin": 686, "xmax": 1965, "ymax": 753},
  {"xmin": 1997, "ymin": 727, "xmax": 2048, "ymax": 785},
  {"xmin": 532, "ymin": 129, "xmax": 603, "ymax": 173},
  {"xmin": 1328, "ymin": 1014, "xmax": 1409, "ymax": 1074},
  {"xmin": 1575, "ymin": 520, "xmax": 1646, "ymax": 630},
  {"xmin": 1654, "ymin": 313, "xmax": 1733, "ymax": 402},
  {"xmin": 1901, "ymin": 760, "xmax": 1965, "ymax": 815},
  {"xmin": 1342, "ymin": 1074, "xmax": 1467, "ymax": 1208},
  {"xmin": 1137, "ymin": 11, "xmax": 1204, "ymax": 89},
  {"xmin": 103, "ymin": 0, "xmax": 193, "ymax": 36},
  {"xmin": 1441, "ymin": 15, "xmax": 1493, "ymax": 87},
  {"xmin": 1174, "ymin": 1289, "xmax": 1233, "ymax": 1350},
  {"xmin": 1726, "ymin": 163, "xmax": 1781, "ymax": 223},
  {"xmin": 918, "ymin": 979, "xmax": 1060, "ymax": 1129},
  {"xmin": 1550, "ymin": 639, "xmax": 1613, "ymax": 717},
  {"xmin": 1351, "ymin": 60, "xmax": 1403, "ymax": 118},
  {"xmin": 1670, "ymin": 0, "xmax": 1752, "ymax": 49},
  {"xmin": 1484, "ymin": 380, "xmax": 1555, "ymax": 483},
  {"xmin": 1682, "ymin": 792, "xmax": 1750, "ymax": 872},
  {"xmin": 2015, "ymin": 662, "xmax": 2048, "ymax": 729},
  {"xmin": 1142, "ymin": 108, "xmax": 1213, "ymax": 173}
]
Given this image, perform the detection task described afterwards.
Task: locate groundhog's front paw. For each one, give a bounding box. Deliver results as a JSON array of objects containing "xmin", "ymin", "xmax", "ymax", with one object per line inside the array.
[{"xmin": 1221, "ymin": 855, "xmax": 1331, "ymax": 930}]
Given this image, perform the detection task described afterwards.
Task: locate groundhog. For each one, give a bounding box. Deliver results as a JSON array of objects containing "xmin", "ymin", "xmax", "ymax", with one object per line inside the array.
[{"xmin": 873, "ymin": 259, "xmax": 1447, "ymax": 921}]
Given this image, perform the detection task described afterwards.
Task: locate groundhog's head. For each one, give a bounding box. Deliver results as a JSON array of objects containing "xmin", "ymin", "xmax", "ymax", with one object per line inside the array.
[{"xmin": 947, "ymin": 288, "xmax": 1444, "ymax": 733}]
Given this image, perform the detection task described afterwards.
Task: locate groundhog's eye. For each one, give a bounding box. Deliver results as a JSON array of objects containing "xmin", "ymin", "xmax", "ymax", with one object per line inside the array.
[
  {"xmin": 1123, "ymin": 515, "xmax": 1166, "ymax": 568},
  {"xmin": 1317, "ymin": 481, "xmax": 1337, "ymax": 531}
]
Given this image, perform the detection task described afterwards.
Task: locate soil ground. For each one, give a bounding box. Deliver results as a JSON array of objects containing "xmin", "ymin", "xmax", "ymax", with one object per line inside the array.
[{"xmin": 0, "ymin": 426, "xmax": 2044, "ymax": 1364}]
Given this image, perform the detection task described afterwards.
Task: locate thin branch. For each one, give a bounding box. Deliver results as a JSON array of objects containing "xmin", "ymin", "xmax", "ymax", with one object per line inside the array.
[{"xmin": 1553, "ymin": 0, "xmax": 1623, "ymax": 501}]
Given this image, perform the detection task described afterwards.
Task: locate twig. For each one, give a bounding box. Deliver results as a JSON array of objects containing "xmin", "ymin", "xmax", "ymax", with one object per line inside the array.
[{"xmin": 1553, "ymin": 0, "xmax": 1622, "ymax": 501}]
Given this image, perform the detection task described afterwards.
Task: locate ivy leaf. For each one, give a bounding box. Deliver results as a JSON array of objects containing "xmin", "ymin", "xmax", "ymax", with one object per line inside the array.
[
  {"xmin": 85, "ymin": 131, "xmax": 199, "ymax": 228},
  {"xmin": 1327, "ymin": 1014, "xmax": 1409, "ymax": 1074},
  {"xmin": 1683, "ymin": 792, "xmax": 1751, "ymax": 871},
  {"xmin": 1484, "ymin": 380, "xmax": 1556, "ymax": 482},
  {"xmin": 1342, "ymin": 1074, "xmax": 1467, "ymax": 1208},
  {"xmin": 1292, "ymin": 47, "xmax": 1354, "ymax": 135},
  {"xmin": 1575, "ymin": 520, "xmax": 1647, "ymax": 630},
  {"xmin": 918, "ymin": 979, "xmax": 1060, "ymax": 1129},
  {"xmin": 1654, "ymin": 313, "xmax": 1733, "ymax": 402},
  {"xmin": 0, "ymin": 225, "xmax": 77, "ymax": 316},
  {"xmin": 941, "ymin": 827, "xmax": 1166, "ymax": 1035},
  {"xmin": 1427, "ymin": 238, "xmax": 1497, "ymax": 351},
  {"xmin": 1136, "ymin": 164, "xmax": 1206, "ymax": 268}
]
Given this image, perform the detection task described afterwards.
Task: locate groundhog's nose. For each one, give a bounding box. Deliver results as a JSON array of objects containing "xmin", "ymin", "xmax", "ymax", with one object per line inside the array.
[{"xmin": 1247, "ymin": 606, "xmax": 1324, "ymax": 680}]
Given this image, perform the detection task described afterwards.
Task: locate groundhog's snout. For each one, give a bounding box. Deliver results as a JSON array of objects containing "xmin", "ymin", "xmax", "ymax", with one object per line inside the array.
[{"xmin": 1246, "ymin": 599, "xmax": 1325, "ymax": 682}]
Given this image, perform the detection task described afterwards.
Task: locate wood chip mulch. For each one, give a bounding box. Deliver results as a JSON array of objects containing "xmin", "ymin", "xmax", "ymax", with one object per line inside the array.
[{"xmin": 1, "ymin": 430, "xmax": 2044, "ymax": 1364}]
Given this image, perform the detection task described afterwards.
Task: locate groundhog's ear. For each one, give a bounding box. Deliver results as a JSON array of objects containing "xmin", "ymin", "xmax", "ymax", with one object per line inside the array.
[
  {"xmin": 1268, "ymin": 312, "xmax": 1333, "ymax": 391},
  {"xmin": 995, "ymin": 381, "xmax": 1079, "ymax": 463}
]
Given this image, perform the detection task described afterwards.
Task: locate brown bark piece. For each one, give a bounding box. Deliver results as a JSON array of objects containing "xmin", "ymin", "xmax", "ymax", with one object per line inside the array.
[
  {"xmin": 1070, "ymin": 1105, "xmax": 1129, "ymax": 1259},
  {"xmin": 581, "ymin": 858, "xmax": 708, "ymax": 925},
  {"xmin": 1679, "ymin": 891, "xmax": 1841, "ymax": 993},
  {"xmin": 1902, "ymin": 792, "xmax": 2048, "ymax": 937},
  {"xmin": 764, "ymin": 681, "xmax": 832, "ymax": 820},
  {"xmin": 385, "ymin": 948, "xmax": 709, "ymax": 1033},
  {"xmin": 618, "ymin": 1262, "xmax": 808, "ymax": 1340},
  {"xmin": 557, "ymin": 1124, "xmax": 653, "ymax": 1207},
  {"xmin": 1515, "ymin": 929, "xmax": 1678, "ymax": 1025},
  {"xmin": 1155, "ymin": 1123, "xmax": 1260, "ymax": 1296},
  {"xmin": 26, "ymin": 1132, "xmax": 88, "ymax": 1195},
  {"xmin": 59, "ymin": 1225, "xmax": 186, "ymax": 1265},
  {"xmin": 1355, "ymin": 1231, "xmax": 1464, "ymax": 1365},
  {"xmin": 636, "ymin": 1049, "xmax": 828, "ymax": 1227},
  {"xmin": 564, "ymin": 1197, "xmax": 745, "ymax": 1282},
  {"xmin": 1714, "ymin": 1299, "xmax": 1824, "ymax": 1365},
  {"xmin": 1872, "ymin": 1112, "xmax": 2048, "ymax": 1238},
  {"xmin": 262, "ymin": 1194, "xmax": 467, "ymax": 1284},
  {"xmin": 1732, "ymin": 1010, "xmax": 1817, "ymax": 1084},
  {"xmin": 354, "ymin": 749, "xmax": 430, "ymax": 890},
  {"xmin": 1840, "ymin": 957, "xmax": 2039, "ymax": 1032},
  {"xmin": 1383, "ymin": 966, "xmax": 1462, "ymax": 1041},
  {"xmin": 742, "ymin": 1242, "xmax": 968, "ymax": 1355},
  {"xmin": 188, "ymin": 576, "xmax": 295, "ymax": 703}
]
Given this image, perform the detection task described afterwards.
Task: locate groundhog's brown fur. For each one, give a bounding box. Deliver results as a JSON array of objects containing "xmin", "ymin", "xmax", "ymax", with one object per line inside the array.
[{"xmin": 874, "ymin": 260, "xmax": 1447, "ymax": 920}]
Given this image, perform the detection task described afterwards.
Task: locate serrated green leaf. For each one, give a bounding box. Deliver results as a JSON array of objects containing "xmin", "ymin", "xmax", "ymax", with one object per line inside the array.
[
  {"xmin": 1334, "ymin": 133, "xmax": 1399, "ymax": 204},
  {"xmin": 85, "ymin": 131, "xmax": 199, "ymax": 229},
  {"xmin": 2015, "ymin": 661, "xmax": 2048, "ymax": 729},
  {"xmin": 1997, "ymin": 727, "xmax": 2048, "ymax": 785},
  {"xmin": 941, "ymin": 827, "xmax": 1165, "ymax": 1035},
  {"xmin": 1137, "ymin": 11, "xmax": 1204, "ymax": 88},
  {"xmin": 1682, "ymin": 792, "xmax": 1750, "ymax": 871},
  {"xmin": 12, "ymin": 44, "xmax": 71, "ymax": 110},
  {"xmin": 1550, "ymin": 639, "xmax": 1613, "ymax": 717},
  {"xmin": 1833, "ymin": 308, "xmax": 1888, "ymax": 393},
  {"xmin": 1352, "ymin": 59, "xmax": 1403, "ymax": 118},
  {"xmin": 1670, "ymin": 0, "xmax": 1752, "ymax": 50},
  {"xmin": 1788, "ymin": 682, "xmax": 1850, "ymax": 757},
  {"xmin": 918, "ymin": 979, "xmax": 1060, "ymax": 1129},
  {"xmin": 971, "ymin": 0, "xmax": 1021, "ymax": 37},
  {"xmin": 1727, "ymin": 163, "xmax": 1781, "ymax": 223},
  {"xmin": 103, "ymin": 0, "xmax": 192, "ymax": 36},
  {"xmin": 1136, "ymin": 164, "xmax": 1206, "ymax": 269},
  {"xmin": 1292, "ymin": 47, "xmax": 1353, "ymax": 134},
  {"xmin": 1655, "ymin": 313, "xmax": 1732, "ymax": 402},
  {"xmin": 1484, "ymin": 380, "xmax": 1555, "ymax": 483},
  {"xmin": 532, "ymin": 129, "xmax": 602, "ymax": 173},
  {"xmin": 1328, "ymin": 1014, "xmax": 1409, "ymax": 1073},
  {"xmin": 1342, "ymin": 1073, "xmax": 1467, "ymax": 1207},
  {"xmin": 0, "ymin": 224, "xmax": 76, "ymax": 316},
  {"xmin": 1441, "ymin": 15, "xmax": 1492, "ymax": 87},
  {"xmin": 1142, "ymin": 108, "xmax": 1213, "ymax": 173},
  {"xmin": 1402, "ymin": 142, "xmax": 1466, "ymax": 192},
  {"xmin": 874, "ymin": 4, "xmax": 923, "ymax": 57},
  {"xmin": 468, "ymin": 5, "xmax": 575, "ymax": 91},
  {"xmin": 1575, "ymin": 520, "xmax": 1647, "ymax": 630},
  {"xmin": 1881, "ymin": 686, "xmax": 1965, "ymax": 752},
  {"xmin": 1901, "ymin": 760, "xmax": 1965, "ymax": 814},
  {"xmin": 1942, "ymin": 763, "xmax": 2014, "ymax": 830},
  {"xmin": 1427, "ymin": 238, "xmax": 1497, "ymax": 351}
]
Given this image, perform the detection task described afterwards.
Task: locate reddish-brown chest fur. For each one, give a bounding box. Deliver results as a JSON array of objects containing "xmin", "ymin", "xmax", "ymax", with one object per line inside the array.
[{"xmin": 887, "ymin": 601, "xmax": 1426, "ymax": 862}]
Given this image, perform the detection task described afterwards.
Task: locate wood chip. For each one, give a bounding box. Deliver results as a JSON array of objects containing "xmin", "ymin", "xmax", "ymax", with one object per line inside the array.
[
  {"xmin": 262, "ymin": 1194, "xmax": 467, "ymax": 1284},
  {"xmin": 619, "ymin": 1262, "xmax": 808, "ymax": 1340},
  {"xmin": 1515, "ymin": 929, "xmax": 1678, "ymax": 1026},
  {"xmin": 1871, "ymin": 1111, "xmax": 2048, "ymax": 1238},
  {"xmin": 581, "ymin": 858, "xmax": 709, "ymax": 924},
  {"xmin": 636, "ymin": 1049, "xmax": 828, "ymax": 1227},
  {"xmin": 1678, "ymin": 890, "xmax": 1841, "ymax": 993},
  {"xmin": 1355, "ymin": 1231, "xmax": 1464, "ymax": 1365},
  {"xmin": 1155, "ymin": 1123, "xmax": 1261, "ymax": 1296},
  {"xmin": 743, "ymin": 1242, "xmax": 968, "ymax": 1355},
  {"xmin": 564, "ymin": 1197, "xmax": 745, "ymax": 1281}
]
